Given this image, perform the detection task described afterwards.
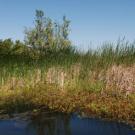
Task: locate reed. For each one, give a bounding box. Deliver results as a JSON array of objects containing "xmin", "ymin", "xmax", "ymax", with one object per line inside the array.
[
  {"xmin": 0, "ymin": 39, "xmax": 135, "ymax": 123},
  {"xmin": 1, "ymin": 39, "xmax": 135, "ymax": 93}
]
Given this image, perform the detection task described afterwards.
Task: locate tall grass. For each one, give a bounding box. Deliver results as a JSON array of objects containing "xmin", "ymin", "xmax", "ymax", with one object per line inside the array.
[
  {"xmin": 1, "ymin": 39, "xmax": 135, "ymax": 123},
  {"xmin": 0, "ymin": 39, "xmax": 135, "ymax": 94}
]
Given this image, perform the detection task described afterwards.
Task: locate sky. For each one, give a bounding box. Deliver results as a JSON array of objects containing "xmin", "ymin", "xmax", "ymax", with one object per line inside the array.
[{"xmin": 0, "ymin": 0, "xmax": 135, "ymax": 49}]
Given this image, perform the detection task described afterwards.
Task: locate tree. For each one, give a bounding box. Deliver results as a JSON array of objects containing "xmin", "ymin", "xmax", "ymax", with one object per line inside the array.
[
  {"xmin": 24, "ymin": 10, "xmax": 46, "ymax": 48},
  {"xmin": 61, "ymin": 16, "xmax": 71, "ymax": 47},
  {"xmin": 62, "ymin": 16, "xmax": 70, "ymax": 40},
  {"xmin": 0, "ymin": 39, "xmax": 13, "ymax": 54},
  {"xmin": 24, "ymin": 10, "xmax": 71, "ymax": 51}
]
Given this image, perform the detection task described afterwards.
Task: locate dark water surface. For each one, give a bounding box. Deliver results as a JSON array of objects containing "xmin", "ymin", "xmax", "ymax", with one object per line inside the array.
[{"xmin": 0, "ymin": 112, "xmax": 135, "ymax": 135}]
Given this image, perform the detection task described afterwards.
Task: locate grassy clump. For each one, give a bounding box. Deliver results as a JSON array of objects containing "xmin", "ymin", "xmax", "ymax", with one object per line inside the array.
[
  {"xmin": 1, "ymin": 39, "xmax": 135, "ymax": 92},
  {"xmin": 1, "ymin": 10, "xmax": 135, "ymax": 123},
  {"xmin": 0, "ymin": 84, "xmax": 135, "ymax": 123},
  {"xmin": 0, "ymin": 39, "xmax": 135, "ymax": 123}
]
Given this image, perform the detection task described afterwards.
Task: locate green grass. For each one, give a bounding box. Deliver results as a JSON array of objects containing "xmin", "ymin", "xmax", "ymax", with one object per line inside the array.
[
  {"xmin": 0, "ymin": 40, "xmax": 135, "ymax": 123},
  {"xmin": 1, "ymin": 39, "xmax": 135, "ymax": 91}
]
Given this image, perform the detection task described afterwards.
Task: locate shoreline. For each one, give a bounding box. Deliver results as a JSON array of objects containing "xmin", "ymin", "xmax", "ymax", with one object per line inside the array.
[
  {"xmin": 0, "ymin": 108, "xmax": 134, "ymax": 129},
  {"xmin": 0, "ymin": 88, "xmax": 135, "ymax": 127}
]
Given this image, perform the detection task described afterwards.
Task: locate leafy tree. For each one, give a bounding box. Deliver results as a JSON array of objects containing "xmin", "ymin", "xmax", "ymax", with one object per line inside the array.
[
  {"xmin": 24, "ymin": 10, "xmax": 71, "ymax": 51},
  {"xmin": 0, "ymin": 39, "xmax": 13, "ymax": 54},
  {"xmin": 61, "ymin": 16, "xmax": 71, "ymax": 47},
  {"xmin": 24, "ymin": 10, "xmax": 46, "ymax": 48},
  {"xmin": 11, "ymin": 40, "xmax": 25, "ymax": 55},
  {"xmin": 62, "ymin": 16, "xmax": 70, "ymax": 40}
]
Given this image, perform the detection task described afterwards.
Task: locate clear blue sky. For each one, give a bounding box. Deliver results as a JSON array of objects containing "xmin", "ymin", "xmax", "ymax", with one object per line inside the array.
[{"xmin": 0, "ymin": 0, "xmax": 135, "ymax": 49}]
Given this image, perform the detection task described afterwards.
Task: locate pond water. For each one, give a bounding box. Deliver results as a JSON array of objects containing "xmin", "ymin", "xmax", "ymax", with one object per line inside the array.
[{"xmin": 0, "ymin": 112, "xmax": 135, "ymax": 135}]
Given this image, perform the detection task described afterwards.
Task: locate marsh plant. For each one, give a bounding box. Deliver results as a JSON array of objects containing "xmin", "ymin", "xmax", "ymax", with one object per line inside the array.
[{"xmin": 0, "ymin": 10, "xmax": 135, "ymax": 123}]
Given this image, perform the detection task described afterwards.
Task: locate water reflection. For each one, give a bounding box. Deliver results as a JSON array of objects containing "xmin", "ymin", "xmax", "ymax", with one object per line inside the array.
[
  {"xmin": 27, "ymin": 112, "xmax": 71, "ymax": 135},
  {"xmin": 0, "ymin": 112, "xmax": 135, "ymax": 135}
]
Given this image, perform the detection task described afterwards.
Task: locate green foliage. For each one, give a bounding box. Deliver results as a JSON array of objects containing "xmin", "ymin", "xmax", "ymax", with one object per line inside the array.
[
  {"xmin": 0, "ymin": 39, "xmax": 13, "ymax": 55},
  {"xmin": 24, "ymin": 10, "xmax": 71, "ymax": 51},
  {"xmin": 1, "ymin": 11, "xmax": 135, "ymax": 124}
]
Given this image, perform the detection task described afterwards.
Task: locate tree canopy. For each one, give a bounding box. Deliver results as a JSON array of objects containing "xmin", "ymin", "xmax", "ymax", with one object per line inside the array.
[{"xmin": 24, "ymin": 10, "xmax": 71, "ymax": 50}]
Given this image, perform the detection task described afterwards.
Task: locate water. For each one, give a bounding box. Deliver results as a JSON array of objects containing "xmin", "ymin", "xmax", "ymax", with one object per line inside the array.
[{"xmin": 0, "ymin": 112, "xmax": 134, "ymax": 135}]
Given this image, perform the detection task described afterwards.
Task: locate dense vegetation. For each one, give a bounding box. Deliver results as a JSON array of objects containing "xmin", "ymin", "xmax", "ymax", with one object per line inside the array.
[{"xmin": 0, "ymin": 10, "xmax": 135, "ymax": 124}]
